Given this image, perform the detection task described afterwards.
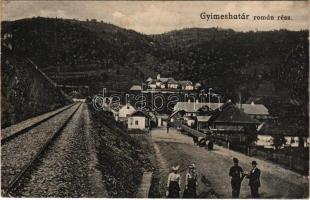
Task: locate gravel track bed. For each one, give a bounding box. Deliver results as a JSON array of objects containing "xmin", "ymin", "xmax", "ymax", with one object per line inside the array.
[
  {"xmin": 1, "ymin": 104, "xmax": 74, "ymax": 140},
  {"xmin": 1, "ymin": 103, "xmax": 80, "ymax": 192},
  {"xmin": 16, "ymin": 103, "xmax": 92, "ymax": 197}
]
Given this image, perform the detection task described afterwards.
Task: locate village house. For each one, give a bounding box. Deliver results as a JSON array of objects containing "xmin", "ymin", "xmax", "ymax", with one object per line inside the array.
[
  {"xmin": 127, "ymin": 110, "xmax": 151, "ymax": 130},
  {"xmin": 156, "ymin": 114, "xmax": 169, "ymax": 127},
  {"xmin": 118, "ymin": 103, "xmax": 136, "ymax": 121},
  {"xmin": 173, "ymin": 101, "xmax": 223, "ymax": 127},
  {"xmin": 196, "ymin": 116, "xmax": 212, "ymax": 130},
  {"xmin": 145, "ymin": 74, "xmax": 195, "ymax": 91},
  {"xmin": 179, "ymin": 81, "xmax": 194, "ymax": 91},
  {"xmin": 167, "ymin": 79, "xmax": 179, "ymax": 89},
  {"xmin": 208, "ymin": 102, "xmax": 260, "ymax": 132},
  {"xmin": 257, "ymin": 120, "xmax": 310, "ymax": 148},
  {"xmin": 169, "ymin": 110, "xmax": 185, "ymax": 126},
  {"xmin": 174, "ymin": 101, "xmax": 223, "ymax": 117},
  {"xmin": 148, "ymin": 80, "xmax": 157, "ymax": 89}
]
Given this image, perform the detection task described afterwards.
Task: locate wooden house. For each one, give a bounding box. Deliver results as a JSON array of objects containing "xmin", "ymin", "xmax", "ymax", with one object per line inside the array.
[{"xmin": 208, "ymin": 102, "xmax": 260, "ymax": 132}]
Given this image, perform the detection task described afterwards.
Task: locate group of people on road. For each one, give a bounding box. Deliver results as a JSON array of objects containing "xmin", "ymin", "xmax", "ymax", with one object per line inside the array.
[
  {"xmin": 166, "ymin": 164, "xmax": 198, "ymax": 198},
  {"xmin": 229, "ymin": 158, "xmax": 261, "ymax": 198},
  {"xmin": 166, "ymin": 158, "xmax": 261, "ymax": 199}
]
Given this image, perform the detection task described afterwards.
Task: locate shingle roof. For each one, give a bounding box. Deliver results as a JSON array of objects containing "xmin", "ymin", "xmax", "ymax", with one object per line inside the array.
[
  {"xmin": 210, "ymin": 103, "xmax": 260, "ymax": 124},
  {"xmin": 240, "ymin": 103, "xmax": 269, "ymax": 115},
  {"xmin": 174, "ymin": 102, "xmax": 209, "ymax": 113}
]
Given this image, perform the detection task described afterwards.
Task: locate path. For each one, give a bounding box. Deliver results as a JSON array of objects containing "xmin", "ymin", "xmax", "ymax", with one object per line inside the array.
[{"xmin": 151, "ymin": 127, "xmax": 309, "ymax": 198}]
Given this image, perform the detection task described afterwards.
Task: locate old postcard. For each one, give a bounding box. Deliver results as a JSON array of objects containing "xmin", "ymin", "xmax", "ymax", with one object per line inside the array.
[{"xmin": 1, "ymin": 0, "xmax": 309, "ymax": 198}]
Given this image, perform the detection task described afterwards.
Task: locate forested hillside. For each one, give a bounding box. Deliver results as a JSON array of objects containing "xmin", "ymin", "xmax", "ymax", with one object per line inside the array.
[{"xmin": 2, "ymin": 17, "xmax": 308, "ymax": 132}]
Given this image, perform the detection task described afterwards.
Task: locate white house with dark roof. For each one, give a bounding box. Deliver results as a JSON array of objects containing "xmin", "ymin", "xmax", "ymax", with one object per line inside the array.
[
  {"xmin": 127, "ymin": 110, "xmax": 151, "ymax": 130},
  {"xmin": 145, "ymin": 74, "xmax": 195, "ymax": 91},
  {"xmin": 167, "ymin": 79, "xmax": 180, "ymax": 89},
  {"xmin": 118, "ymin": 103, "xmax": 136, "ymax": 121},
  {"xmin": 179, "ymin": 81, "xmax": 194, "ymax": 90},
  {"xmin": 173, "ymin": 101, "xmax": 224, "ymax": 128}
]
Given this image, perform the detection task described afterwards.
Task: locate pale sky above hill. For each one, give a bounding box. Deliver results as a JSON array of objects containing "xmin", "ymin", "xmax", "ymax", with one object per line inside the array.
[{"xmin": 2, "ymin": 1, "xmax": 309, "ymax": 34}]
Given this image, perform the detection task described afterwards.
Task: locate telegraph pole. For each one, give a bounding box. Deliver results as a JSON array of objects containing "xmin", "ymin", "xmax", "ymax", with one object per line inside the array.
[{"xmin": 208, "ymin": 88, "xmax": 213, "ymax": 109}]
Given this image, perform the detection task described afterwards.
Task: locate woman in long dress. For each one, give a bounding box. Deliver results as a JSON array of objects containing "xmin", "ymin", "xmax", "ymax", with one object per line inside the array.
[
  {"xmin": 167, "ymin": 165, "xmax": 181, "ymax": 198},
  {"xmin": 183, "ymin": 164, "xmax": 198, "ymax": 198}
]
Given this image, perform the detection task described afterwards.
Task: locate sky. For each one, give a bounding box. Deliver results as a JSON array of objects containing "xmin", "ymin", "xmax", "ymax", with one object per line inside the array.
[{"xmin": 2, "ymin": 1, "xmax": 309, "ymax": 34}]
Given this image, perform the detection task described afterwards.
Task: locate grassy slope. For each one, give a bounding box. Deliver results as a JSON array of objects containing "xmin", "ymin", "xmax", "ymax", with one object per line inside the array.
[{"xmin": 88, "ymin": 105, "xmax": 153, "ymax": 197}]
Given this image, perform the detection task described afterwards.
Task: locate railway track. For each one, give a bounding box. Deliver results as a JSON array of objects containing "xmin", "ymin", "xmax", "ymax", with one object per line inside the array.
[
  {"xmin": 1, "ymin": 103, "xmax": 82, "ymax": 196},
  {"xmin": 1, "ymin": 103, "xmax": 76, "ymax": 144}
]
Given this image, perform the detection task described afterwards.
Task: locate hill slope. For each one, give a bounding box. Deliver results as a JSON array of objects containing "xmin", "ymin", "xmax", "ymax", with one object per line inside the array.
[
  {"xmin": 2, "ymin": 17, "xmax": 162, "ymax": 92},
  {"xmin": 1, "ymin": 17, "xmax": 308, "ymax": 132}
]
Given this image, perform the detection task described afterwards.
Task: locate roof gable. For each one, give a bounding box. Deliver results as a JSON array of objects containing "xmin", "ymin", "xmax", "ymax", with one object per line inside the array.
[
  {"xmin": 210, "ymin": 103, "xmax": 260, "ymax": 124},
  {"xmin": 197, "ymin": 116, "xmax": 211, "ymax": 122},
  {"xmin": 119, "ymin": 103, "xmax": 136, "ymax": 111},
  {"xmin": 130, "ymin": 110, "xmax": 151, "ymax": 118}
]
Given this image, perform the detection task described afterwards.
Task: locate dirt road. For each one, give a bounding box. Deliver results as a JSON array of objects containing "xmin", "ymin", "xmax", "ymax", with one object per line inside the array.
[{"xmin": 151, "ymin": 127, "xmax": 309, "ymax": 198}]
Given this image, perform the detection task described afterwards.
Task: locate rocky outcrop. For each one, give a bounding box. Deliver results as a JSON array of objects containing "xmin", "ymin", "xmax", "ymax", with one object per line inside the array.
[{"xmin": 1, "ymin": 54, "xmax": 71, "ymax": 128}]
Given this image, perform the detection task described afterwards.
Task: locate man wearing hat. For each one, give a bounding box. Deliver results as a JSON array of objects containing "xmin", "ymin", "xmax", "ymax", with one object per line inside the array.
[
  {"xmin": 246, "ymin": 160, "xmax": 261, "ymax": 198},
  {"xmin": 229, "ymin": 158, "xmax": 244, "ymax": 198}
]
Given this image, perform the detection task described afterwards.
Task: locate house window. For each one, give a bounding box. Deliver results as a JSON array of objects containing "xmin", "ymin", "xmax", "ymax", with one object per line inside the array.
[{"xmin": 135, "ymin": 120, "xmax": 139, "ymax": 125}]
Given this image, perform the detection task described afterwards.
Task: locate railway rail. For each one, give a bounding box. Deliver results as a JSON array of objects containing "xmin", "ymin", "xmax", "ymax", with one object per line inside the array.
[
  {"xmin": 1, "ymin": 103, "xmax": 76, "ymax": 144},
  {"xmin": 1, "ymin": 103, "xmax": 82, "ymax": 196}
]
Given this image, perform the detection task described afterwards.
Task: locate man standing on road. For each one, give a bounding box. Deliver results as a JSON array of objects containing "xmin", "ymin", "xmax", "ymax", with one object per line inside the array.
[
  {"xmin": 167, "ymin": 122, "xmax": 170, "ymax": 133},
  {"xmin": 246, "ymin": 160, "xmax": 261, "ymax": 198},
  {"xmin": 229, "ymin": 158, "xmax": 244, "ymax": 198}
]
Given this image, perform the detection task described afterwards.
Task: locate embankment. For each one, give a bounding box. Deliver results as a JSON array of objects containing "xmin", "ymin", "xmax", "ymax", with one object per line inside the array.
[
  {"xmin": 88, "ymin": 105, "xmax": 154, "ymax": 197},
  {"xmin": 1, "ymin": 54, "xmax": 71, "ymax": 128}
]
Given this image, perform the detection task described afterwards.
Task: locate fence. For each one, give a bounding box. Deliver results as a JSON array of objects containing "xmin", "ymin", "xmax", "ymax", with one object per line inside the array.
[
  {"xmin": 178, "ymin": 122, "xmax": 309, "ymax": 175},
  {"xmin": 249, "ymin": 147, "xmax": 309, "ymax": 175}
]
